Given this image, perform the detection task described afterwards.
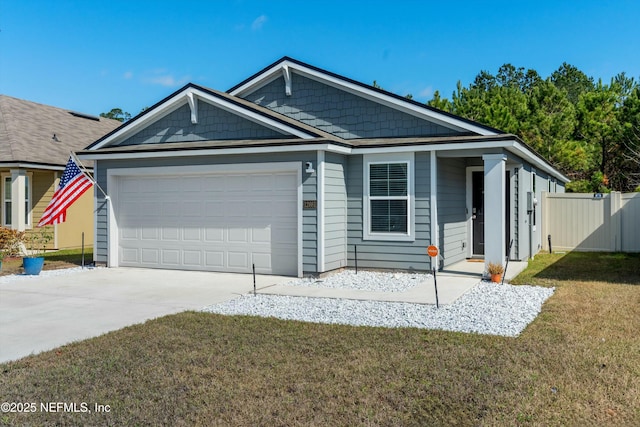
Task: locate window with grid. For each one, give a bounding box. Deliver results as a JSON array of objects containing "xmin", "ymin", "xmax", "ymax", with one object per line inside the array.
[
  {"xmin": 369, "ymin": 163, "xmax": 408, "ymax": 233},
  {"xmin": 2, "ymin": 175, "xmax": 31, "ymax": 227}
]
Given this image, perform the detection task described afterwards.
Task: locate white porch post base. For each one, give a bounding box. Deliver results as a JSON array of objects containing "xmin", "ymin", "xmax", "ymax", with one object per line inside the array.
[{"xmin": 482, "ymin": 154, "xmax": 506, "ymax": 270}]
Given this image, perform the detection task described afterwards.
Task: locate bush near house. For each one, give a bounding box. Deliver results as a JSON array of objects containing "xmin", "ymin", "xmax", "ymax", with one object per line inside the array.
[{"xmin": 0, "ymin": 227, "xmax": 25, "ymax": 259}]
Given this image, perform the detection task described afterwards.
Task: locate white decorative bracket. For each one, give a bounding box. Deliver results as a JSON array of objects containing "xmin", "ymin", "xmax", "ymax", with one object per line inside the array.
[
  {"xmin": 186, "ymin": 91, "xmax": 198, "ymax": 124},
  {"xmin": 282, "ymin": 65, "xmax": 292, "ymax": 96}
]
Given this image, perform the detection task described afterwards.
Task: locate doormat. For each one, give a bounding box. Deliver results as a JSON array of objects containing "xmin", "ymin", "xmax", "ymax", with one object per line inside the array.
[{"xmin": 467, "ymin": 259, "xmax": 484, "ymax": 263}]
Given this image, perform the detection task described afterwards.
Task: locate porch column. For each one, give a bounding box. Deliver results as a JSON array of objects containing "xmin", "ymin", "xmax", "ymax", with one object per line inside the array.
[
  {"xmin": 10, "ymin": 169, "xmax": 27, "ymax": 231},
  {"xmin": 482, "ymin": 154, "xmax": 506, "ymax": 269}
]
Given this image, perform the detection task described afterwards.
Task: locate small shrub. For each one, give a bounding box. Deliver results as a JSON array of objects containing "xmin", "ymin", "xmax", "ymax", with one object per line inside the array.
[
  {"xmin": 0, "ymin": 227, "xmax": 25, "ymax": 258},
  {"xmin": 25, "ymin": 227, "xmax": 54, "ymax": 256},
  {"xmin": 487, "ymin": 262, "xmax": 504, "ymax": 275}
]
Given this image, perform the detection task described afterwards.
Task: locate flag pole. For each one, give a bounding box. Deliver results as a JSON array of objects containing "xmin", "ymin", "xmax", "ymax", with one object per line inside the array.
[{"xmin": 69, "ymin": 151, "xmax": 109, "ymax": 200}]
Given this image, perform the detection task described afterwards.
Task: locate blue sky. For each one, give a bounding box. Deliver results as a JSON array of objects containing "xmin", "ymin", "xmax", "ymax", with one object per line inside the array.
[{"xmin": 1, "ymin": 0, "xmax": 639, "ymax": 117}]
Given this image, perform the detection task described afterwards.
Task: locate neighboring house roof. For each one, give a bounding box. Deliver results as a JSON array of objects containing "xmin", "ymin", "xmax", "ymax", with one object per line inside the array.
[{"xmin": 0, "ymin": 95, "xmax": 121, "ymax": 169}]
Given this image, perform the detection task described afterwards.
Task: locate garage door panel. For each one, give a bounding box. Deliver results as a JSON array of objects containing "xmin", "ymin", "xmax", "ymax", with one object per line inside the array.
[
  {"xmin": 205, "ymin": 251, "xmax": 224, "ymax": 268},
  {"xmin": 183, "ymin": 250, "xmax": 202, "ymax": 266},
  {"xmin": 141, "ymin": 227, "xmax": 159, "ymax": 240},
  {"xmin": 161, "ymin": 227, "xmax": 179, "ymax": 240},
  {"xmin": 228, "ymin": 228, "xmax": 248, "ymax": 243},
  {"xmin": 118, "ymin": 171, "xmax": 298, "ymax": 275},
  {"xmin": 227, "ymin": 252, "xmax": 249, "ymax": 269},
  {"xmin": 182, "ymin": 176, "xmax": 202, "ymax": 191},
  {"xmin": 204, "ymin": 228, "xmax": 224, "ymax": 242},
  {"xmin": 252, "ymin": 252, "xmax": 272, "ymax": 270},
  {"xmin": 121, "ymin": 227, "xmax": 139, "ymax": 240},
  {"xmin": 183, "ymin": 227, "xmax": 201, "ymax": 241},
  {"xmin": 204, "ymin": 201, "xmax": 224, "ymax": 217},
  {"xmin": 160, "ymin": 249, "xmax": 180, "ymax": 265},
  {"xmin": 251, "ymin": 227, "xmax": 271, "ymax": 243},
  {"xmin": 121, "ymin": 248, "xmax": 139, "ymax": 263},
  {"xmin": 141, "ymin": 248, "xmax": 160, "ymax": 264},
  {"xmin": 162, "ymin": 202, "xmax": 180, "ymax": 216},
  {"xmin": 183, "ymin": 201, "xmax": 203, "ymax": 217}
]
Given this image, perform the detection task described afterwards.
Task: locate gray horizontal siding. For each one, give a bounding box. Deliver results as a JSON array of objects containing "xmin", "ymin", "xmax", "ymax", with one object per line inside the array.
[
  {"xmin": 243, "ymin": 72, "xmax": 461, "ymax": 140},
  {"xmin": 437, "ymin": 157, "xmax": 467, "ymax": 266},
  {"xmin": 94, "ymin": 152, "xmax": 317, "ymax": 273},
  {"xmin": 323, "ymin": 152, "xmax": 347, "ymax": 271},
  {"xmin": 346, "ymin": 153, "xmax": 432, "ymax": 272},
  {"xmin": 116, "ymin": 100, "xmax": 285, "ymax": 146}
]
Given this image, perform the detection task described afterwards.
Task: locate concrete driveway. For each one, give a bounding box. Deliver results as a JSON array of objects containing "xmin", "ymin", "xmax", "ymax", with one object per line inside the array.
[{"xmin": 0, "ymin": 268, "xmax": 292, "ymax": 363}]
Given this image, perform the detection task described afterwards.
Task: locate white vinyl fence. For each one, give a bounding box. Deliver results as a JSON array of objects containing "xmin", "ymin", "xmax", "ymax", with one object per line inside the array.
[{"xmin": 542, "ymin": 192, "xmax": 640, "ymax": 253}]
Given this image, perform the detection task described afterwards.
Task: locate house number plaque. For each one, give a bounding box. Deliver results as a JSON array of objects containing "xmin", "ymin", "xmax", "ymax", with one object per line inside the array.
[{"xmin": 303, "ymin": 200, "xmax": 317, "ymax": 209}]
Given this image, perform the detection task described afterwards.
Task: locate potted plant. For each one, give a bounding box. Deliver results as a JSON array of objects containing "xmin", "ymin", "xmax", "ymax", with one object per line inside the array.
[
  {"xmin": 23, "ymin": 227, "xmax": 53, "ymax": 275},
  {"xmin": 0, "ymin": 227, "xmax": 25, "ymax": 272},
  {"xmin": 487, "ymin": 262, "xmax": 504, "ymax": 283}
]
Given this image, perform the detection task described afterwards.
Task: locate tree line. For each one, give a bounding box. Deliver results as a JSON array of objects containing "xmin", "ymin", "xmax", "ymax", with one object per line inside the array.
[{"xmin": 427, "ymin": 63, "xmax": 640, "ymax": 192}]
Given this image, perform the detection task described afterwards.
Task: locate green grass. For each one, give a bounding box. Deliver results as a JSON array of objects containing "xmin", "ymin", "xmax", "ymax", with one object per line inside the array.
[{"xmin": 1, "ymin": 252, "xmax": 639, "ymax": 426}]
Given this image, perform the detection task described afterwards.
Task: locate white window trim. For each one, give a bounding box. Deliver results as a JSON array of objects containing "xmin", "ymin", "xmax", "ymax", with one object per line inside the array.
[
  {"xmin": 1, "ymin": 172, "xmax": 33, "ymax": 229},
  {"xmin": 363, "ymin": 153, "xmax": 415, "ymax": 242},
  {"xmin": 1, "ymin": 174, "xmax": 10, "ymax": 227}
]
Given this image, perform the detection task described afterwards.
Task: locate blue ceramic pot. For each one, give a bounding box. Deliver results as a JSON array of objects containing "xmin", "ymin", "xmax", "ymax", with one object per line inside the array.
[{"xmin": 23, "ymin": 257, "xmax": 45, "ymax": 275}]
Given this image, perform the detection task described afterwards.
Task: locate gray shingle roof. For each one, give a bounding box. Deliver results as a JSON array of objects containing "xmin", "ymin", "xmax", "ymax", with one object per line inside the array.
[{"xmin": 0, "ymin": 95, "xmax": 121, "ymax": 167}]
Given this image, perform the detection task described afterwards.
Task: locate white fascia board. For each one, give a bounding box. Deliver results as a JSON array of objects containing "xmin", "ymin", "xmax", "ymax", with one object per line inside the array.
[
  {"xmin": 77, "ymin": 143, "xmax": 352, "ymax": 161},
  {"xmin": 229, "ymin": 64, "xmax": 285, "ymax": 97},
  {"xmin": 231, "ymin": 60, "xmax": 496, "ymax": 136},
  {"xmin": 0, "ymin": 163, "xmax": 69, "ymax": 171}
]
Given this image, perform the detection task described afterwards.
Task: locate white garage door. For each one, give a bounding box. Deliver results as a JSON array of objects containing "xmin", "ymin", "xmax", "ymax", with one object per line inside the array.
[{"xmin": 116, "ymin": 171, "xmax": 298, "ymax": 275}]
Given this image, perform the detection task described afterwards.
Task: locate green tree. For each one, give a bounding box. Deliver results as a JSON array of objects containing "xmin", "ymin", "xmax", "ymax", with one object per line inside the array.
[
  {"xmin": 523, "ymin": 79, "xmax": 584, "ymax": 174},
  {"xmin": 576, "ymin": 80, "xmax": 620, "ymax": 183},
  {"xmin": 427, "ymin": 90, "xmax": 452, "ymax": 112},
  {"xmin": 613, "ymin": 85, "xmax": 640, "ymax": 190},
  {"xmin": 551, "ymin": 62, "xmax": 594, "ymax": 104},
  {"xmin": 100, "ymin": 108, "xmax": 131, "ymax": 122}
]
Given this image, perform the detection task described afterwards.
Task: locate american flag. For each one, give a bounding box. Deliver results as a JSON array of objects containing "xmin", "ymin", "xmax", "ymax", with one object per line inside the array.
[{"xmin": 38, "ymin": 156, "xmax": 94, "ymax": 226}]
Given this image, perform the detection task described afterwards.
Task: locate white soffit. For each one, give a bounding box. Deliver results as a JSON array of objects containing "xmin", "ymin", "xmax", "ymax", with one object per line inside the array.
[{"xmin": 229, "ymin": 59, "xmax": 497, "ymax": 136}]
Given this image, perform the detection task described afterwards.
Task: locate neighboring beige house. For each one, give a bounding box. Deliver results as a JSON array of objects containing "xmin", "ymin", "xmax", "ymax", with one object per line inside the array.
[{"xmin": 0, "ymin": 95, "xmax": 121, "ymax": 249}]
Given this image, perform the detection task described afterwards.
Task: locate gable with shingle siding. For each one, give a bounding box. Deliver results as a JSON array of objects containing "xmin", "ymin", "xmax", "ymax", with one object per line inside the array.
[
  {"xmin": 240, "ymin": 71, "xmax": 462, "ymax": 140},
  {"xmin": 114, "ymin": 99, "xmax": 288, "ymax": 146}
]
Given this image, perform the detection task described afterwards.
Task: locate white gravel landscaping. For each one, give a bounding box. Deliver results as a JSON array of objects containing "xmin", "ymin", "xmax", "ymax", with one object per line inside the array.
[
  {"xmin": 203, "ymin": 275, "xmax": 555, "ymax": 337},
  {"xmin": 283, "ymin": 270, "xmax": 431, "ymax": 292}
]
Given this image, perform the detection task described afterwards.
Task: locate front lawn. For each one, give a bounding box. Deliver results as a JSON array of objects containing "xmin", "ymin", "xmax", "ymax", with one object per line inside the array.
[{"xmin": 1, "ymin": 252, "xmax": 638, "ymax": 425}]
